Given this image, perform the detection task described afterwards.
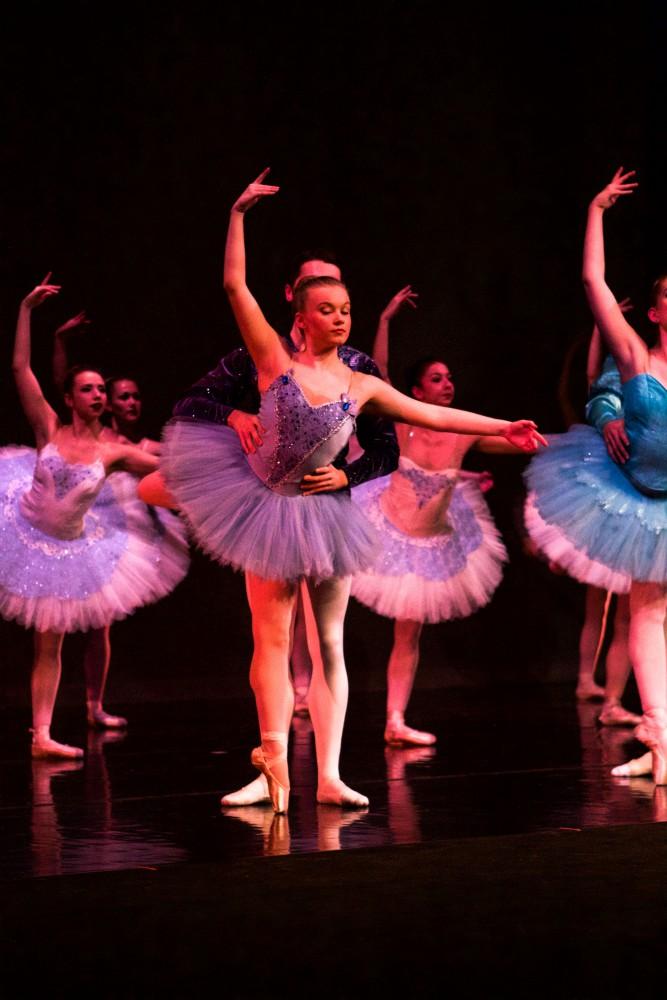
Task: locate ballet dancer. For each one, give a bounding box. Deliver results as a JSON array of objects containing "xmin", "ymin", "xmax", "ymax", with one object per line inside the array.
[
  {"xmin": 160, "ymin": 170, "xmax": 544, "ymax": 812},
  {"xmin": 167, "ymin": 251, "xmax": 399, "ymax": 806},
  {"xmin": 526, "ymin": 168, "xmax": 667, "ymax": 783},
  {"xmin": 352, "ymin": 285, "xmax": 530, "ymax": 745},
  {"xmin": 0, "ymin": 277, "xmax": 189, "ymax": 757}
]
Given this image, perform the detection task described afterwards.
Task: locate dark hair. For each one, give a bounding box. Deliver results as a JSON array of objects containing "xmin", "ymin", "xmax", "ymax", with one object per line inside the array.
[
  {"xmin": 404, "ymin": 356, "xmax": 448, "ymax": 397},
  {"xmin": 106, "ymin": 375, "xmax": 140, "ymax": 397},
  {"xmin": 650, "ymin": 274, "xmax": 667, "ymax": 308},
  {"xmin": 288, "ymin": 249, "xmax": 340, "ymax": 289},
  {"xmin": 63, "ymin": 365, "xmax": 105, "ymax": 396},
  {"xmin": 293, "ymin": 276, "xmax": 348, "ymax": 314}
]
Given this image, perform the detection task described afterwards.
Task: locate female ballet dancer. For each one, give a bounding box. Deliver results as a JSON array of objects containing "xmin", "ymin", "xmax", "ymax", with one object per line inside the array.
[
  {"xmin": 526, "ymin": 167, "xmax": 667, "ymax": 782},
  {"xmin": 351, "ymin": 286, "xmax": 524, "ymax": 745},
  {"xmin": 160, "ymin": 171, "xmax": 544, "ymax": 812},
  {"xmin": 0, "ymin": 277, "xmax": 189, "ymax": 757}
]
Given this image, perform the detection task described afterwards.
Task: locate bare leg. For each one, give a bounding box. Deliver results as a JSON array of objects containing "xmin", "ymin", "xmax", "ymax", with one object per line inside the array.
[
  {"xmin": 31, "ymin": 631, "xmax": 83, "ymax": 759},
  {"xmin": 291, "ymin": 580, "xmax": 313, "ymax": 715},
  {"xmin": 385, "ymin": 619, "xmax": 435, "ymax": 746},
  {"xmin": 84, "ymin": 626, "xmax": 127, "ymax": 728},
  {"xmin": 576, "ymin": 586, "xmax": 607, "ymax": 700},
  {"xmin": 305, "ymin": 576, "xmax": 368, "ymax": 807},
  {"xmin": 599, "ymin": 594, "xmax": 641, "ymax": 726}
]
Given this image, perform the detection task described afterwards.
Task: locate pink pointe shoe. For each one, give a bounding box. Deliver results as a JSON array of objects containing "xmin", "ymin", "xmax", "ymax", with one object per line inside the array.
[
  {"xmin": 598, "ymin": 701, "xmax": 643, "ymax": 727},
  {"xmin": 250, "ymin": 732, "xmax": 290, "ymax": 814},
  {"xmin": 611, "ymin": 751, "xmax": 652, "ymax": 778},
  {"xmin": 385, "ymin": 711, "xmax": 436, "ymax": 747},
  {"xmin": 575, "ymin": 678, "xmax": 605, "ymax": 702},
  {"xmin": 31, "ymin": 726, "xmax": 83, "ymax": 760},
  {"xmin": 634, "ymin": 713, "xmax": 667, "ymax": 785}
]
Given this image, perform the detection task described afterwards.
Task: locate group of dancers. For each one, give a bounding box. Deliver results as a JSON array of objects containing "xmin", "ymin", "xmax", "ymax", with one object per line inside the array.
[{"xmin": 1, "ymin": 166, "xmax": 666, "ymax": 813}]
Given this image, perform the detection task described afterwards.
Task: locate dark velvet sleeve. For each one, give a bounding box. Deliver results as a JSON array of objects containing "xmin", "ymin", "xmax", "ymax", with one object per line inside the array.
[
  {"xmin": 585, "ymin": 355, "xmax": 624, "ymax": 433},
  {"xmin": 171, "ymin": 347, "xmax": 260, "ymax": 423},
  {"xmin": 337, "ymin": 347, "xmax": 399, "ymax": 488}
]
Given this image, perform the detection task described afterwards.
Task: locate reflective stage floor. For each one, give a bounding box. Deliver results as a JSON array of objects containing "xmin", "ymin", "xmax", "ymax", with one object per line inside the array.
[{"xmin": 2, "ymin": 685, "xmax": 667, "ymax": 997}]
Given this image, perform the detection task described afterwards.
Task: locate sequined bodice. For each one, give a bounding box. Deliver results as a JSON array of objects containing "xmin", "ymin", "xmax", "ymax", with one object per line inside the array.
[
  {"xmin": 623, "ymin": 374, "xmax": 667, "ymax": 497},
  {"xmin": 19, "ymin": 443, "xmax": 106, "ymax": 539},
  {"xmin": 246, "ymin": 370, "xmax": 356, "ymax": 496},
  {"xmin": 380, "ymin": 457, "xmax": 458, "ymax": 537}
]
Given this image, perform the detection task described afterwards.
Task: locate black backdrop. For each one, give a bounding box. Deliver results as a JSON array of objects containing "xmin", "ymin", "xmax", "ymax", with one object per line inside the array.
[{"xmin": 1, "ymin": 2, "xmax": 665, "ymax": 704}]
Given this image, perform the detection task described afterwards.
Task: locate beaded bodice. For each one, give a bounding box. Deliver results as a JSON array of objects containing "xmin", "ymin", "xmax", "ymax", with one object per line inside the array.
[
  {"xmin": 380, "ymin": 456, "xmax": 458, "ymax": 537},
  {"xmin": 622, "ymin": 374, "xmax": 667, "ymax": 498},
  {"xmin": 19, "ymin": 443, "xmax": 106, "ymax": 539},
  {"xmin": 246, "ymin": 370, "xmax": 356, "ymax": 496}
]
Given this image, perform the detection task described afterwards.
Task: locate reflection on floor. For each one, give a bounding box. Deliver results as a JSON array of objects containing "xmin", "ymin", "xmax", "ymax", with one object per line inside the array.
[{"xmin": 0, "ymin": 685, "xmax": 663, "ymax": 880}]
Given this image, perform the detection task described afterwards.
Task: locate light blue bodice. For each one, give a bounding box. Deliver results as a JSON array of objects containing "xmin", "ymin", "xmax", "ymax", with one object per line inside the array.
[
  {"xmin": 19, "ymin": 443, "xmax": 106, "ymax": 539},
  {"xmin": 246, "ymin": 370, "xmax": 356, "ymax": 497},
  {"xmin": 623, "ymin": 374, "xmax": 667, "ymax": 498}
]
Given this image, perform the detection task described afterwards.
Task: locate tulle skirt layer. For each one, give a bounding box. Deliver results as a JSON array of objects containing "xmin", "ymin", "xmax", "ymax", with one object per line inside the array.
[
  {"xmin": 523, "ymin": 424, "xmax": 667, "ymax": 592},
  {"xmin": 0, "ymin": 447, "xmax": 190, "ymax": 633},
  {"xmin": 162, "ymin": 420, "xmax": 379, "ymax": 582},
  {"xmin": 350, "ymin": 475, "xmax": 507, "ymax": 623}
]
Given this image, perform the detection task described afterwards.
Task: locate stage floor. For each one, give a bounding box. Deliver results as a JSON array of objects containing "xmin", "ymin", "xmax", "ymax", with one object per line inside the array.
[{"xmin": 1, "ymin": 684, "xmax": 663, "ymax": 880}]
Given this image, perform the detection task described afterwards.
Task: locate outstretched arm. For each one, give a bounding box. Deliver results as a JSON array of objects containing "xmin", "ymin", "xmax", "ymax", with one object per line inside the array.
[
  {"xmin": 12, "ymin": 276, "xmax": 61, "ymax": 447},
  {"xmin": 373, "ymin": 285, "xmax": 418, "ymax": 382},
  {"xmin": 582, "ymin": 169, "xmax": 644, "ymax": 377},
  {"xmin": 360, "ymin": 374, "xmax": 545, "ymax": 451},
  {"xmin": 106, "ymin": 443, "xmax": 159, "ymax": 477},
  {"xmin": 223, "ymin": 170, "xmax": 289, "ymax": 383}
]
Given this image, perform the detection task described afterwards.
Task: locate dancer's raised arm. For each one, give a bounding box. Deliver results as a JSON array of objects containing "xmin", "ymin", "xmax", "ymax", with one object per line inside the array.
[
  {"xmin": 582, "ymin": 169, "xmax": 643, "ymax": 377},
  {"xmin": 12, "ymin": 276, "xmax": 61, "ymax": 448},
  {"xmin": 373, "ymin": 285, "xmax": 418, "ymax": 382},
  {"xmin": 359, "ymin": 375, "xmax": 545, "ymax": 451},
  {"xmin": 223, "ymin": 170, "xmax": 288, "ymax": 384}
]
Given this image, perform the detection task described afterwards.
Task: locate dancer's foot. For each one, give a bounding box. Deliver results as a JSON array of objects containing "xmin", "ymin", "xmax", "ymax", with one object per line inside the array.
[
  {"xmin": 575, "ymin": 678, "xmax": 605, "ymax": 701},
  {"xmin": 31, "ymin": 727, "xmax": 83, "ymax": 760},
  {"xmin": 634, "ymin": 713, "xmax": 667, "ymax": 785},
  {"xmin": 611, "ymin": 751, "xmax": 652, "ymax": 778},
  {"xmin": 598, "ymin": 701, "xmax": 643, "ymax": 727},
  {"xmin": 220, "ymin": 774, "xmax": 270, "ymax": 807},
  {"xmin": 87, "ymin": 705, "xmax": 128, "ymax": 729},
  {"xmin": 251, "ymin": 732, "xmax": 290, "ymax": 814},
  {"xmin": 384, "ymin": 717, "xmax": 436, "ymax": 747},
  {"xmin": 317, "ymin": 777, "xmax": 369, "ymax": 809}
]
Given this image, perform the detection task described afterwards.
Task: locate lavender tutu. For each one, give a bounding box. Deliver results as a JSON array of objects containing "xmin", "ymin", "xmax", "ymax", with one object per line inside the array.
[
  {"xmin": 351, "ymin": 458, "xmax": 507, "ymax": 623},
  {"xmin": 0, "ymin": 444, "xmax": 189, "ymax": 633},
  {"xmin": 161, "ymin": 369, "xmax": 379, "ymax": 582}
]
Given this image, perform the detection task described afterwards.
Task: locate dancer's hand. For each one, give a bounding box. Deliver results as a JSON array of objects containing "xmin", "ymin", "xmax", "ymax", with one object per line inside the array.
[
  {"xmin": 461, "ymin": 469, "xmax": 494, "ymax": 492},
  {"xmin": 300, "ymin": 465, "xmax": 349, "ymax": 495},
  {"xmin": 502, "ymin": 420, "xmax": 547, "ymax": 452},
  {"xmin": 602, "ymin": 418, "xmax": 629, "ymax": 464},
  {"xmin": 380, "ymin": 285, "xmax": 418, "ymax": 321},
  {"xmin": 22, "ymin": 273, "xmax": 61, "ymax": 310},
  {"xmin": 232, "ymin": 168, "xmax": 280, "ymax": 214},
  {"xmin": 228, "ymin": 410, "xmax": 266, "ymax": 454},
  {"xmin": 618, "ymin": 296, "xmax": 634, "ymax": 315},
  {"xmin": 591, "ymin": 168, "xmax": 638, "ymax": 211},
  {"xmin": 54, "ymin": 310, "xmax": 90, "ymax": 338}
]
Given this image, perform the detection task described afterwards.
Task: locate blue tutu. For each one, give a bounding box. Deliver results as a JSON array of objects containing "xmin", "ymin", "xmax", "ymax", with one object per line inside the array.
[
  {"xmin": 162, "ymin": 407, "xmax": 379, "ymax": 583},
  {"xmin": 351, "ymin": 460, "xmax": 507, "ymax": 623},
  {"xmin": 0, "ymin": 445, "xmax": 189, "ymax": 633},
  {"xmin": 524, "ymin": 423, "xmax": 667, "ymax": 592}
]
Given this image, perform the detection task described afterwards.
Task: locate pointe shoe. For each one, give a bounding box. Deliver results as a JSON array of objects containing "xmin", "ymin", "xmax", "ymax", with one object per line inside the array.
[
  {"xmin": 634, "ymin": 715, "xmax": 667, "ymax": 785},
  {"xmin": 31, "ymin": 728, "xmax": 84, "ymax": 760},
  {"xmin": 598, "ymin": 702, "xmax": 643, "ymax": 727},
  {"xmin": 384, "ymin": 719, "xmax": 436, "ymax": 747},
  {"xmin": 575, "ymin": 678, "xmax": 606, "ymax": 701},
  {"xmin": 250, "ymin": 734, "xmax": 290, "ymax": 814},
  {"xmin": 317, "ymin": 777, "xmax": 369, "ymax": 809},
  {"xmin": 87, "ymin": 706, "xmax": 128, "ymax": 729},
  {"xmin": 220, "ymin": 774, "xmax": 271, "ymax": 807},
  {"xmin": 611, "ymin": 751, "xmax": 653, "ymax": 778}
]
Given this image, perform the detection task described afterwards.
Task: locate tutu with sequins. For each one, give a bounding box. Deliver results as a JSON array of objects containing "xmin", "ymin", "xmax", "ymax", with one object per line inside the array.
[
  {"xmin": 350, "ymin": 458, "xmax": 507, "ymax": 623},
  {"xmin": 0, "ymin": 444, "xmax": 190, "ymax": 633},
  {"xmin": 161, "ymin": 369, "xmax": 379, "ymax": 582}
]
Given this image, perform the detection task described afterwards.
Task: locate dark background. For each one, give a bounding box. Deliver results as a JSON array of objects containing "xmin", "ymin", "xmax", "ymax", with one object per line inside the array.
[{"xmin": 1, "ymin": 2, "xmax": 665, "ymax": 706}]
